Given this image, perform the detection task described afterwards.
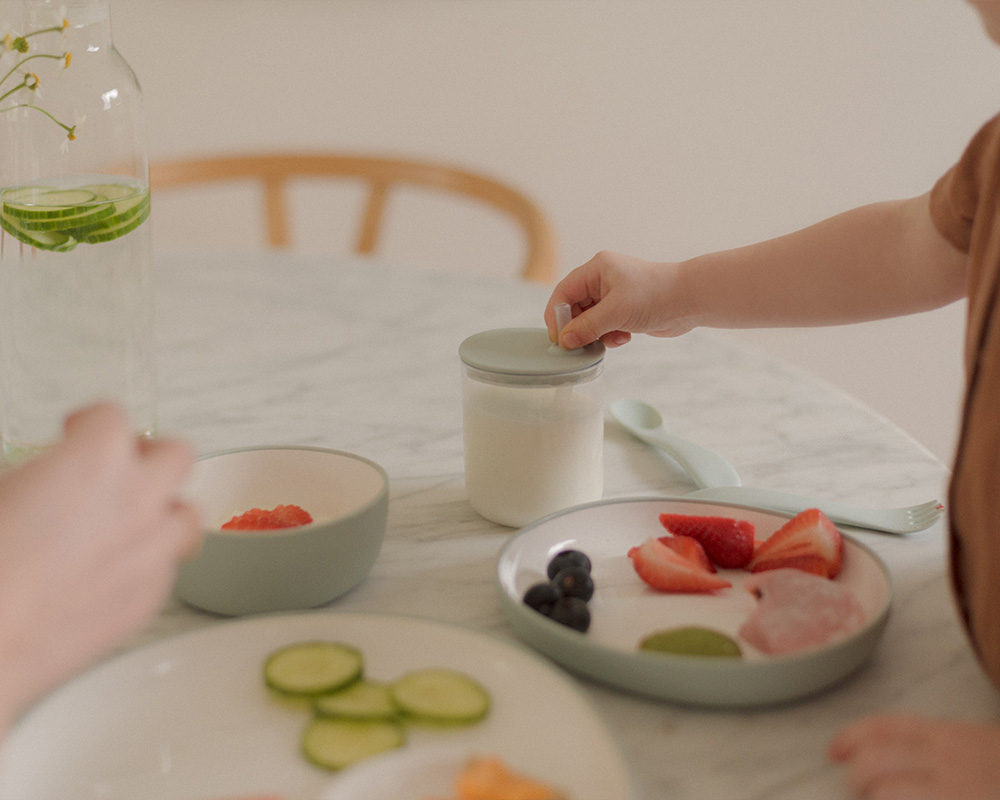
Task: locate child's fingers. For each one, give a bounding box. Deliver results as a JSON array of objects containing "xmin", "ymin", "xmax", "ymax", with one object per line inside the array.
[{"xmin": 830, "ymin": 715, "xmax": 920, "ymax": 761}]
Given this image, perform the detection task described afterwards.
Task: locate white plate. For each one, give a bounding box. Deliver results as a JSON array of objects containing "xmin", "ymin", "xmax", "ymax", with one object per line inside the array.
[
  {"xmin": 496, "ymin": 497, "xmax": 892, "ymax": 708},
  {"xmin": 317, "ymin": 744, "xmax": 491, "ymax": 800},
  {"xmin": 0, "ymin": 612, "xmax": 636, "ymax": 800}
]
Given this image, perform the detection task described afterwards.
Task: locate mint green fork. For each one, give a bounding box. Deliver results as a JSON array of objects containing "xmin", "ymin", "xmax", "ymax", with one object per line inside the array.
[{"xmin": 683, "ymin": 486, "xmax": 944, "ymax": 535}]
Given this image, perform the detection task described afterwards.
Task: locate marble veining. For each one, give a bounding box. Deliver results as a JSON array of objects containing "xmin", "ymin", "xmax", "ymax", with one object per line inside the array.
[{"xmin": 99, "ymin": 251, "xmax": 998, "ymax": 798}]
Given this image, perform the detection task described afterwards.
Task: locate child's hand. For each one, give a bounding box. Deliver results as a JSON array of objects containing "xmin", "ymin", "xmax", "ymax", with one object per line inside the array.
[
  {"xmin": 544, "ymin": 251, "xmax": 695, "ymax": 350},
  {"xmin": 830, "ymin": 714, "xmax": 1000, "ymax": 799},
  {"xmin": 0, "ymin": 404, "xmax": 202, "ymax": 731}
]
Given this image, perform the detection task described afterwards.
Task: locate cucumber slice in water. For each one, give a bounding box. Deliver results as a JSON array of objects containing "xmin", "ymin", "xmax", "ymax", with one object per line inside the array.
[
  {"xmin": 264, "ymin": 641, "xmax": 363, "ymax": 697},
  {"xmin": 19, "ymin": 201, "xmax": 115, "ymax": 232},
  {"xmin": 0, "ymin": 181, "xmax": 150, "ymax": 249},
  {"xmin": 82, "ymin": 197, "xmax": 149, "ymax": 243},
  {"xmin": 1, "ymin": 188, "xmax": 99, "ymax": 220},
  {"xmin": 84, "ymin": 183, "xmax": 139, "ymax": 201},
  {"xmin": 301, "ymin": 717, "xmax": 405, "ymax": 771},
  {"xmin": 0, "ymin": 211, "xmax": 77, "ymax": 251},
  {"xmin": 390, "ymin": 668, "xmax": 491, "ymax": 724}
]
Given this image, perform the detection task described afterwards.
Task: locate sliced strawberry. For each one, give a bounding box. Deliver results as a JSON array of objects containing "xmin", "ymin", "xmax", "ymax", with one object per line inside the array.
[
  {"xmin": 628, "ymin": 537, "xmax": 732, "ymax": 593},
  {"xmin": 658, "ymin": 513, "xmax": 755, "ymax": 569},
  {"xmin": 657, "ymin": 534, "xmax": 716, "ymax": 572},
  {"xmin": 221, "ymin": 504, "xmax": 313, "ymax": 531},
  {"xmin": 746, "ymin": 508, "xmax": 843, "ymax": 578}
]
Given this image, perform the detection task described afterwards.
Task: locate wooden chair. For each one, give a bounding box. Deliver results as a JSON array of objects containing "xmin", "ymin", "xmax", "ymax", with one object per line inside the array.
[{"xmin": 148, "ymin": 152, "xmax": 557, "ymax": 284}]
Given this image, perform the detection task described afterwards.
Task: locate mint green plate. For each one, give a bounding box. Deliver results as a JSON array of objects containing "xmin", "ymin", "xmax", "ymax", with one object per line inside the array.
[{"xmin": 496, "ymin": 497, "xmax": 892, "ymax": 708}]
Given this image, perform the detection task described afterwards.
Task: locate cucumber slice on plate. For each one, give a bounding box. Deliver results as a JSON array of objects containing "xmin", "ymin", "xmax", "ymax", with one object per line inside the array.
[
  {"xmin": 263, "ymin": 641, "xmax": 363, "ymax": 697},
  {"xmin": 390, "ymin": 667, "xmax": 491, "ymax": 725},
  {"xmin": 314, "ymin": 679, "xmax": 399, "ymax": 721},
  {"xmin": 301, "ymin": 717, "xmax": 405, "ymax": 771}
]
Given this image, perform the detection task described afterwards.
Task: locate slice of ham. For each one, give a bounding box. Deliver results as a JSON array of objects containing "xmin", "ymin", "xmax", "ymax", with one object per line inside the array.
[{"xmin": 738, "ymin": 568, "xmax": 866, "ymax": 655}]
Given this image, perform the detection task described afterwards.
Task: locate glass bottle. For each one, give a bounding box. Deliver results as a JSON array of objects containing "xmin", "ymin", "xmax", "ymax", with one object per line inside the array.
[
  {"xmin": 460, "ymin": 328, "xmax": 606, "ymax": 527},
  {"xmin": 0, "ymin": 0, "xmax": 154, "ymax": 461}
]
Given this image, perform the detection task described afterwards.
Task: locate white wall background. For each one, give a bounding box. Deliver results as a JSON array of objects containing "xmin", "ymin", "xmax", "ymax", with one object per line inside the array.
[{"xmin": 110, "ymin": 0, "xmax": 1000, "ymax": 464}]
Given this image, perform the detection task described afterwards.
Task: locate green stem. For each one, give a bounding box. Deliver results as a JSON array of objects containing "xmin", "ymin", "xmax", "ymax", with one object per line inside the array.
[
  {"xmin": 0, "ymin": 103, "xmax": 75, "ymax": 138},
  {"xmin": 21, "ymin": 24, "xmax": 67, "ymax": 41},
  {"xmin": 0, "ymin": 52, "xmax": 65, "ymax": 89},
  {"xmin": 0, "ymin": 79, "xmax": 28, "ymax": 105}
]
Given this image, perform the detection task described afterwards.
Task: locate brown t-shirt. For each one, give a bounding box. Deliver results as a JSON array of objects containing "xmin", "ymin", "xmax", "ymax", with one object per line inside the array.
[{"xmin": 930, "ymin": 112, "xmax": 1000, "ymax": 690}]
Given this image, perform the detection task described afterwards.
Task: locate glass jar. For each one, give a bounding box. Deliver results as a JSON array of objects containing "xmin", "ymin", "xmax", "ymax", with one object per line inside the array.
[
  {"xmin": 0, "ymin": 0, "xmax": 154, "ymax": 461},
  {"xmin": 460, "ymin": 328, "xmax": 605, "ymax": 527}
]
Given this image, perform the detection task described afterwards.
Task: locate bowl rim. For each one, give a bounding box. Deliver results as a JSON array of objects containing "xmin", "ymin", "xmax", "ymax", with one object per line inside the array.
[{"xmin": 191, "ymin": 445, "xmax": 389, "ymax": 538}]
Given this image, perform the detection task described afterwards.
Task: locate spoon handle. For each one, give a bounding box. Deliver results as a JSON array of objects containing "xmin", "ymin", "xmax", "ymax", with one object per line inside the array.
[{"xmin": 630, "ymin": 428, "xmax": 742, "ymax": 489}]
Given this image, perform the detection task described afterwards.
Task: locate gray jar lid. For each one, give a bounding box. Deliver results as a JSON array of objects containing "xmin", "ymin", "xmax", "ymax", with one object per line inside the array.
[{"xmin": 459, "ymin": 328, "xmax": 605, "ymax": 377}]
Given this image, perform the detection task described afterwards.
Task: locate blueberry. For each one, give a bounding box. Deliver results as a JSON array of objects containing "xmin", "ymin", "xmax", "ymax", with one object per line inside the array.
[
  {"xmin": 548, "ymin": 596, "xmax": 591, "ymax": 632},
  {"xmin": 522, "ymin": 582, "xmax": 562, "ymax": 616},
  {"xmin": 552, "ymin": 566, "xmax": 595, "ymax": 602},
  {"xmin": 546, "ymin": 549, "xmax": 592, "ymax": 580}
]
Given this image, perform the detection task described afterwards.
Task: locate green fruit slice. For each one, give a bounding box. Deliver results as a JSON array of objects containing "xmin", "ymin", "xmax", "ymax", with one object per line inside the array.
[
  {"xmin": 639, "ymin": 626, "xmax": 742, "ymax": 658},
  {"xmin": 0, "ymin": 211, "xmax": 77, "ymax": 251},
  {"xmin": 314, "ymin": 679, "xmax": 400, "ymax": 721},
  {"xmin": 301, "ymin": 717, "xmax": 405, "ymax": 771},
  {"xmin": 18, "ymin": 201, "xmax": 115, "ymax": 232},
  {"xmin": 390, "ymin": 668, "xmax": 491, "ymax": 725},
  {"xmin": 81, "ymin": 195, "xmax": 149, "ymax": 243},
  {"xmin": 0, "ymin": 181, "xmax": 150, "ymax": 249},
  {"xmin": 1, "ymin": 187, "xmax": 99, "ymax": 219},
  {"xmin": 263, "ymin": 641, "xmax": 364, "ymax": 697}
]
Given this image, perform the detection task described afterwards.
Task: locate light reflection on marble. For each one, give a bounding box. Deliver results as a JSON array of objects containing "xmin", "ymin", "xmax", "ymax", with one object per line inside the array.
[{"xmin": 141, "ymin": 250, "xmax": 993, "ymax": 800}]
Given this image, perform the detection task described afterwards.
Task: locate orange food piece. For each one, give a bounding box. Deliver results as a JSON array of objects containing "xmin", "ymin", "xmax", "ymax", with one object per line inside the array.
[
  {"xmin": 450, "ymin": 756, "xmax": 567, "ymax": 800},
  {"xmin": 220, "ymin": 504, "xmax": 313, "ymax": 531}
]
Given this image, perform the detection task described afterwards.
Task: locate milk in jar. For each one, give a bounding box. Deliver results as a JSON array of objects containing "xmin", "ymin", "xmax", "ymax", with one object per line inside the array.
[{"xmin": 460, "ymin": 328, "xmax": 605, "ymax": 527}]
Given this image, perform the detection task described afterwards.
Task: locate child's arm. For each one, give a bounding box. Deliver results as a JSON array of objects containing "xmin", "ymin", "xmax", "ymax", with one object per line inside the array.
[{"xmin": 547, "ymin": 192, "xmax": 967, "ymax": 349}]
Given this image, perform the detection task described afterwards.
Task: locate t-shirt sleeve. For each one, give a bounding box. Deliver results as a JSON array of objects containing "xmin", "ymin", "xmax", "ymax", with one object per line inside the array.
[{"xmin": 929, "ymin": 114, "xmax": 1000, "ymax": 254}]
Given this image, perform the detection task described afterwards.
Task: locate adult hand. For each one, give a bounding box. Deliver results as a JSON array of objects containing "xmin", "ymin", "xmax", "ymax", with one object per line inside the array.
[
  {"xmin": 0, "ymin": 404, "xmax": 201, "ymax": 732},
  {"xmin": 830, "ymin": 714, "xmax": 1000, "ymax": 799}
]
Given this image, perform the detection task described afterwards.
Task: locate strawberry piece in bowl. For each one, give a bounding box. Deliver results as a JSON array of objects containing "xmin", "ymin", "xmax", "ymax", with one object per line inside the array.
[
  {"xmin": 658, "ymin": 513, "xmax": 755, "ymax": 569},
  {"xmin": 746, "ymin": 508, "xmax": 843, "ymax": 578},
  {"xmin": 221, "ymin": 503, "xmax": 313, "ymax": 531},
  {"xmin": 628, "ymin": 537, "xmax": 732, "ymax": 593}
]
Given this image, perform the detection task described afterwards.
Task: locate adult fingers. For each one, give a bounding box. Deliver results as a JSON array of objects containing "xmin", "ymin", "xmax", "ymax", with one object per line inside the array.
[
  {"xmin": 136, "ymin": 435, "xmax": 195, "ymax": 494},
  {"xmin": 166, "ymin": 499, "xmax": 204, "ymax": 562},
  {"xmin": 59, "ymin": 403, "xmax": 134, "ymax": 464}
]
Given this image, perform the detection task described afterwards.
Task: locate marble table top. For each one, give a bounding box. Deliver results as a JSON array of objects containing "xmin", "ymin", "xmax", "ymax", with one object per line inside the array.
[{"xmin": 71, "ymin": 251, "xmax": 1000, "ymax": 797}]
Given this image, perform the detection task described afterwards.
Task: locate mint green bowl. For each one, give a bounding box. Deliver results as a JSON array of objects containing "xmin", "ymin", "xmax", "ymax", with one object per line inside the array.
[{"xmin": 175, "ymin": 446, "xmax": 389, "ymax": 616}]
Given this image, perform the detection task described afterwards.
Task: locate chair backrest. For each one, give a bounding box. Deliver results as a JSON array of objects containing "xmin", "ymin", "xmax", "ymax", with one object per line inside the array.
[{"xmin": 148, "ymin": 152, "xmax": 557, "ymax": 284}]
